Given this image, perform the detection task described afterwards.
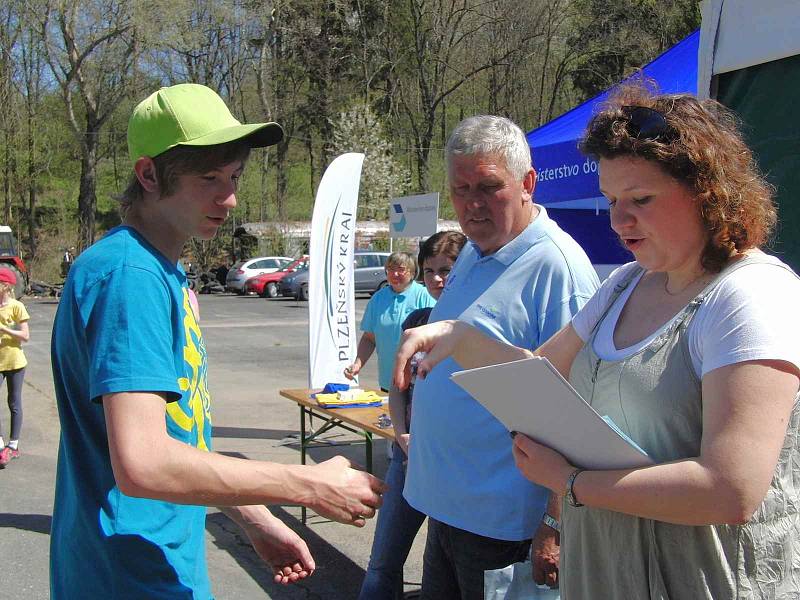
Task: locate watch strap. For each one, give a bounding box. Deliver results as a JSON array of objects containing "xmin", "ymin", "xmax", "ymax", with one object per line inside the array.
[{"xmin": 542, "ymin": 512, "xmax": 560, "ymax": 532}]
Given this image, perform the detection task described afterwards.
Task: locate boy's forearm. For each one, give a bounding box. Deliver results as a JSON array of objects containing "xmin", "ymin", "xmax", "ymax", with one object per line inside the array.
[
  {"xmin": 118, "ymin": 437, "xmax": 316, "ymax": 507},
  {"xmin": 219, "ymin": 504, "xmax": 274, "ymax": 532}
]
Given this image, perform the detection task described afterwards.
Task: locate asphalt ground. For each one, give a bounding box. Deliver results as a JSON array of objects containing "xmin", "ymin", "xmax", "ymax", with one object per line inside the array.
[{"xmin": 0, "ymin": 292, "xmax": 426, "ymax": 599}]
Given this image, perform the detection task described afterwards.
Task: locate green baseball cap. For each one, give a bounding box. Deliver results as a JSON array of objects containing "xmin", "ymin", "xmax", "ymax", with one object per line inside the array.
[{"xmin": 127, "ymin": 83, "xmax": 283, "ymax": 164}]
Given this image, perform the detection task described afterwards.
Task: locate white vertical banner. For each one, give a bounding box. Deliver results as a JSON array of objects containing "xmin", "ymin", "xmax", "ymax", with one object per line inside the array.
[{"xmin": 308, "ymin": 153, "xmax": 364, "ymax": 389}]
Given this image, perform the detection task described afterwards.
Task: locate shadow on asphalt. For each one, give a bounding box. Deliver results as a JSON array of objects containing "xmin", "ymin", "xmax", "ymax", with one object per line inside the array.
[
  {"xmin": 0, "ymin": 512, "xmax": 52, "ymax": 534},
  {"xmin": 206, "ymin": 505, "xmax": 369, "ymax": 599},
  {"xmin": 212, "ymin": 426, "xmax": 297, "ymax": 440},
  {"xmin": 217, "ymin": 443, "xmax": 390, "ymax": 477}
]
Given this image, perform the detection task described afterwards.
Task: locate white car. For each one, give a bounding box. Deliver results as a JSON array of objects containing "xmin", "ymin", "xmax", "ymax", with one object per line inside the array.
[{"xmin": 225, "ymin": 256, "xmax": 293, "ymax": 292}]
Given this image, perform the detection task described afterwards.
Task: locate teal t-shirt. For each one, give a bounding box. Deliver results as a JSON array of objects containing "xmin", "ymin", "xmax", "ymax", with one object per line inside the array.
[
  {"xmin": 360, "ymin": 280, "xmax": 435, "ymax": 390},
  {"xmin": 50, "ymin": 226, "xmax": 213, "ymax": 599}
]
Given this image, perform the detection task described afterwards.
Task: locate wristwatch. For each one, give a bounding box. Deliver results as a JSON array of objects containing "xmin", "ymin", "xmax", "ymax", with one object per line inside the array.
[
  {"xmin": 541, "ymin": 512, "xmax": 560, "ymax": 533},
  {"xmin": 565, "ymin": 468, "xmax": 585, "ymax": 507}
]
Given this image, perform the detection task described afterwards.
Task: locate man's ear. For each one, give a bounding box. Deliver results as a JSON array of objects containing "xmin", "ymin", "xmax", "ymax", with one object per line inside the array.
[
  {"xmin": 133, "ymin": 157, "xmax": 159, "ymax": 193},
  {"xmin": 522, "ymin": 167, "xmax": 536, "ymax": 200}
]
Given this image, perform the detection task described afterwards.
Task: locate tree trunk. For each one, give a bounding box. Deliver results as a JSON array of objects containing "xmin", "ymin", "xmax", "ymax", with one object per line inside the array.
[
  {"xmin": 27, "ymin": 110, "xmax": 37, "ymax": 258},
  {"xmin": 306, "ymin": 138, "xmax": 315, "ymax": 200},
  {"xmin": 27, "ymin": 183, "xmax": 36, "ymax": 258},
  {"xmin": 2, "ymin": 141, "xmax": 10, "ymax": 225},
  {"xmin": 416, "ymin": 113, "xmax": 435, "ymax": 192},
  {"xmin": 274, "ymin": 138, "xmax": 288, "ymax": 221},
  {"xmin": 77, "ymin": 131, "xmax": 98, "ymax": 251}
]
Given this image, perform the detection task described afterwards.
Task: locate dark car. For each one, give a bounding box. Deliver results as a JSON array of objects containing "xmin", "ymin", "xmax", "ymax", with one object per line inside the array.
[
  {"xmin": 279, "ymin": 265, "xmax": 311, "ymax": 300},
  {"xmin": 280, "ymin": 251, "xmax": 390, "ymax": 301}
]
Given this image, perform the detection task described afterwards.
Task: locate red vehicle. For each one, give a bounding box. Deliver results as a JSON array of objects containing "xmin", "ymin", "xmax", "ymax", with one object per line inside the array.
[
  {"xmin": 244, "ymin": 255, "xmax": 308, "ymax": 298},
  {"xmin": 0, "ymin": 225, "xmax": 28, "ymax": 298}
]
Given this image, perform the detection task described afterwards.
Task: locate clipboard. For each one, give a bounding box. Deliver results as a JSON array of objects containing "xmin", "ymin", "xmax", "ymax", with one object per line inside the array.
[{"xmin": 451, "ymin": 356, "xmax": 654, "ymax": 470}]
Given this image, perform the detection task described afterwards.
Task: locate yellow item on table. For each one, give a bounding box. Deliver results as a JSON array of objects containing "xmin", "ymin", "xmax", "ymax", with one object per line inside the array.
[{"xmin": 316, "ymin": 390, "xmax": 387, "ymax": 408}]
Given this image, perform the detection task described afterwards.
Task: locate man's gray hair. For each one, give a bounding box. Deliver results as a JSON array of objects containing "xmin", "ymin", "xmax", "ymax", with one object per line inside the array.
[{"xmin": 446, "ymin": 115, "xmax": 532, "ymax": 180}]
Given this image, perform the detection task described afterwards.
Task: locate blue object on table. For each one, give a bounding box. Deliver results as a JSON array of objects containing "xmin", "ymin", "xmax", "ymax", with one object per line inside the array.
[{"xmin": 311, "ymin": 382, "xmax": 350, "ymax": 398}]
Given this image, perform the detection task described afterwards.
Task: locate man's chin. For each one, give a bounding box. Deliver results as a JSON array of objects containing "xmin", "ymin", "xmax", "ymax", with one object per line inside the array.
[{"xmin": 464, "ymin": 227, "xmax": 494, "ymax": 245}]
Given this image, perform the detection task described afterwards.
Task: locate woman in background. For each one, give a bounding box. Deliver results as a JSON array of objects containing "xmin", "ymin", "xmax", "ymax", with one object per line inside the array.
[{"xmin": 345, "ymin": 251, "xmax": 434, "ymax": 392}]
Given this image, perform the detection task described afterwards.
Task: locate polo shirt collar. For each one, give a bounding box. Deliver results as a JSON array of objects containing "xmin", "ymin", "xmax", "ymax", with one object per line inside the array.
[
  {"xmin": 391, "ymin": 280, "xmax": 416, "ymax": 297},
  {"xmin": 469, "ymin": 204, "xmax": 550, "ymax": 266}
]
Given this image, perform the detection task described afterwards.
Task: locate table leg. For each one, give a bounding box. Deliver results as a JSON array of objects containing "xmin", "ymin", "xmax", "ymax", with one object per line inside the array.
[
  {"xmin": 365, "ymin": 431, "xmax": 373, "ymax": 474},
  {"xmin": 300, "ymin": 404, "xmax": 307, "ymax": 525}
]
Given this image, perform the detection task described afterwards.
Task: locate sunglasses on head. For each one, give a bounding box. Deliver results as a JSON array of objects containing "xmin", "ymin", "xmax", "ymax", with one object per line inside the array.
[{"xmin": 620, "ymin": 106, "xmax": 675, "ymax": 142}]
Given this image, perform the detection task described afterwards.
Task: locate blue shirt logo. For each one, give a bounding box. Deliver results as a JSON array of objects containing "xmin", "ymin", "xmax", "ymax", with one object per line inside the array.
[{"xmin": 476, "ymin": 303, "xmax": 499, "ymax": 319}]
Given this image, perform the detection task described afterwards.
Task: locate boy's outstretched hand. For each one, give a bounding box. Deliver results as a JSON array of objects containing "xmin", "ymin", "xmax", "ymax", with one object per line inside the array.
[
  {"xmin": 306, "ymin": 456, "xmax": 387, "ymax": 527},
  {"xmin": 245, "ymin": 511, "xmax": 316, "ymax": 584},
  {"xmin": 222, "ymin": 505, "xmax": 315, "ymax": 585}
]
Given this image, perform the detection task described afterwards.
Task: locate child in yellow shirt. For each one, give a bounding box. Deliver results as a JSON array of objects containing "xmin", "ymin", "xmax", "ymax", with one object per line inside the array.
[{"xmin": 0, "ymin": 267, "xmax": 30, "ymax": 467}]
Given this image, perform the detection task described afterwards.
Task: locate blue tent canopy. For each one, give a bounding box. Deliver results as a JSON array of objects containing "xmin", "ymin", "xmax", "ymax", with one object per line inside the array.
[{"xmin": 527, "ymin": 30, "xmax": 699, "ymax": 264}]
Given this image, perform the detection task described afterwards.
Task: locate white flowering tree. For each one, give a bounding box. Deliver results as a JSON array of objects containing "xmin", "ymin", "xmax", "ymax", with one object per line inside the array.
[{"xmin": 331, "ymin": 103, "xmax": 410, "ymax": 221}]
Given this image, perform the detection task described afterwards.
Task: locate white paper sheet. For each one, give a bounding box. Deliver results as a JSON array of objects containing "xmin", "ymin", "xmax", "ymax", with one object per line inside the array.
[{"xmin": 451, "ymin": 356, "xmax": 654, "ymax": 470}]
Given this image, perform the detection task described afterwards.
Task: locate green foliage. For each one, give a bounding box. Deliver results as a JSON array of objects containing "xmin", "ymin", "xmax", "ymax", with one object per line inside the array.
[
  {"xmin": 0, "ymin": 0, "xmax": 701, "ymax": 281},
  {"xmin": 566, "ymin": 0, "xmax": 701, "ymax": 98}
]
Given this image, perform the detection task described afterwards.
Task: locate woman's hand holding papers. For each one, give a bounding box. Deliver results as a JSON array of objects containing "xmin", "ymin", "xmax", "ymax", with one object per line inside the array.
[{"xmin": 512, "ymin": 433, "xmax": 575, "ymax": 495}]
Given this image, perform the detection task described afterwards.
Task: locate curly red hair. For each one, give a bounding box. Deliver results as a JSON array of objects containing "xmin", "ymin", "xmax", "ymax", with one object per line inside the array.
[{"xmin": 580, "ymin": 84, "xmax": 776, "ymax": 273}]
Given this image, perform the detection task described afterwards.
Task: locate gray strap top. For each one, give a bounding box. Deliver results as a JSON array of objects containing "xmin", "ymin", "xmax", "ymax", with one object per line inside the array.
[{"xmin": 561, "ymin": 255, "xmax": 800, "ymax": 599}]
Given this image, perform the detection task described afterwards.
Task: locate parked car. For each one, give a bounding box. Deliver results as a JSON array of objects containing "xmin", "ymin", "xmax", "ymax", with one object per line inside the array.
[
  {"xmin": 280, "ymin": 251, "xmax": 390, "ymax": 301},
  {"xmin": 279, "ymin": 264, "xmax": 311, "ymax": 300},
  {"xmin": 353, "ymin": 251, "xmax": 390, "ymax": 294},
  {"xmin": 243, "ymin": 255, "xmax": 309, "ymax": 298},
  {"xmin": 225, "ymin": 256, "xmax": 293, "ymax": 292}
]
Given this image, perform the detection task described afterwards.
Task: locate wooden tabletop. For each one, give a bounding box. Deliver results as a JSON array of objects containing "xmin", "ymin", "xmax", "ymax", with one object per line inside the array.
[{"xmin": 280, "ymin": 388, "xmax": 396, "ymax": 442}]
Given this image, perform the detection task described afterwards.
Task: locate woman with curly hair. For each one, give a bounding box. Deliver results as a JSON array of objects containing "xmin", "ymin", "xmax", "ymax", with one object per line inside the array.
[{"xmin": 393, "ymin": 86, "xmax": 800, "ymax": 598}]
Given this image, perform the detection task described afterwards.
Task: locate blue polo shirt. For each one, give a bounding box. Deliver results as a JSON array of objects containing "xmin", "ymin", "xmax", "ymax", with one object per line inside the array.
[
  {"xmin": 404, "ymin": 207, "xmax": 599, "ymax": 540},
  {"xmin": 360, "ymin": 280, "xmax": 435, "ymax": 390}
]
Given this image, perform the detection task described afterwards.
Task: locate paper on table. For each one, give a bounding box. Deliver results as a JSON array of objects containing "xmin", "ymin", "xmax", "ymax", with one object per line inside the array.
[{"xmin": 451, "ymin": 356, "xmax": 654, "ymax": 470}]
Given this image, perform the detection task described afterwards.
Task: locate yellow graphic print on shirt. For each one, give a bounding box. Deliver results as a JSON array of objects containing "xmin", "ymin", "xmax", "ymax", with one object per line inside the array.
[{"xmin": 166, "ymin": 289, "xmax": 212, "ymax": 451}]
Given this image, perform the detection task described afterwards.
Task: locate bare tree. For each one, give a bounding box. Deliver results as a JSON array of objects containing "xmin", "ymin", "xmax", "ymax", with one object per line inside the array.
[
  {"xmin": 145, "ymin": 0, "xmax": 250, "ymax": 94},
  {"xmin": 390, "ymin": 0, "xmax": 537, "ymax": 190},
  {"xmin": 38, "ymin": 0, "xmax": 137, "ymax": 250},
  {"xmin": 0, "ymin": 3, "xmax": 22, "ymax": 226},
  {"xmin": 254, "ymin": 0, "xmax": 360, "ymax": 205},
  {"xmin": 13, "ymin": 1, "xmax": 51, "ymax": 258}
]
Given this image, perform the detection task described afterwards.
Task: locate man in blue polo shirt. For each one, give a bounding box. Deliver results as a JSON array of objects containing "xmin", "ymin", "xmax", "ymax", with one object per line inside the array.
[{"xmin": 402, "ymin": 115, "xmax": 599, "ymax": 598}]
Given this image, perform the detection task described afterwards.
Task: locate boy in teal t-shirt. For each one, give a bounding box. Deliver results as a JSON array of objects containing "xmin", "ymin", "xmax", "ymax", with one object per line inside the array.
[{"xmin": 50, "ymin": 84, "xmax": 385, "ymax": 599}]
